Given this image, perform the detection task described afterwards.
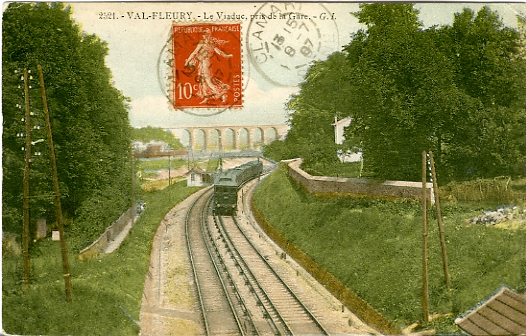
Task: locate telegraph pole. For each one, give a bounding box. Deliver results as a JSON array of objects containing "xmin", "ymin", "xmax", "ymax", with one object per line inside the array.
[
  {"xmin": 168, "ymin": 154, "xmax": 172, "ymax": 186},
  {"xmin": 131, "ymin": 146, "xmax": 135, "ymax": 227},
  {"xmin": 38, "ymin": 65, "xmax": 73, "ymax": 301},
  {"xmin": 22, "ymin": 69, "xmax": 32, "ymax": 287},
  {"xmin": 421, "ymin": 151, "xmax": 429, "ymax": 323},
  {"xmin": 429, "ymin": 151, "xmax": 451, "ymax": 289}
]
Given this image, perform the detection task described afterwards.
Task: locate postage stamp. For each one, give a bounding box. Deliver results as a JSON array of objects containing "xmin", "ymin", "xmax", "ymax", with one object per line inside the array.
[{"xmin": 172, "ymin": 23, "xmax": 242, "ymax": 109}]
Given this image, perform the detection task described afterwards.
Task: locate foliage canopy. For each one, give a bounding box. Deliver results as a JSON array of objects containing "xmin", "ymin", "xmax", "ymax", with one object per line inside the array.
[
  {"xmin": 266, "ymin": 4, "xmax": 526, "ymax": 182},
  {"xmin": 132, "ymin": 126, "xmax": 184, "ymax": 150},
  {"xmin": 2, "ymin": 3, "xmax": 132, "ymax": 236}
]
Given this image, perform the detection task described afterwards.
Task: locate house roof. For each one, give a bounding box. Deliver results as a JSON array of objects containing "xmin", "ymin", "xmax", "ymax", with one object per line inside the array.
[
  {"xmin": 332, "ymin": 116, "xmax": 352, "ymax": 127},
  {"xmin": 185, "ymin": 167, "xmax": 205, "ymax": 175},
  {"xmin": 455, "ymin": 285, "xmax": 526, "ymax": 335}
]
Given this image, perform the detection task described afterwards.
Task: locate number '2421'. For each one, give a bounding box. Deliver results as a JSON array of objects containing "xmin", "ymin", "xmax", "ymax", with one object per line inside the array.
[{"xmin": 99, "ymin": 12, "xmax": 117, "ymax": 19}]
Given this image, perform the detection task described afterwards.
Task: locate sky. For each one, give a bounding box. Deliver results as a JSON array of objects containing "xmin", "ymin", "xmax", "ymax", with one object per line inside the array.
[{"xmin": 66, "ymin": 2, "xmax": 526, "ymax": 130}]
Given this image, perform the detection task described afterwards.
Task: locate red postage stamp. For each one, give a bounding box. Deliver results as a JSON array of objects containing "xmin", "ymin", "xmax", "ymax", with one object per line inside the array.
[{"xmin": 172, "ymin": 23, "xmax": 242, "ymax": 109}]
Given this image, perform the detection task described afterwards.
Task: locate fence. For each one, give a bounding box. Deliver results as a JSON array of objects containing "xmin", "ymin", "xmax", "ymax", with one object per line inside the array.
[
  {"xmin": 287, "ymin": 158, "xmax": 433, "ymax": 201},
  {"xmin": 78, "ymin": 207, "xmax": 134, "ymax": 261}
]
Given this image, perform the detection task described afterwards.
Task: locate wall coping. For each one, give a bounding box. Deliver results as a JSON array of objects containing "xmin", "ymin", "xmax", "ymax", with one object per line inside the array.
[
  {"xmin": 78, "ymin": 207, "xmax": 135, "ymax": 261},
  {"xmin": 287, "ymin": 158, "xmax": 434, "ymax": 201}
]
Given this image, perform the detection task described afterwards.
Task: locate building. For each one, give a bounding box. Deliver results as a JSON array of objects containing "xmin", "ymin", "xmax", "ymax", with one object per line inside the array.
[
  {"xmin": 132, "ymin": 140, "xmax": 188, "ymax": 158},
  {"xmin": 332, "ymin": 116, "xmax": 362, "ymax": 163},
  {"xmin": 332, "ymin": 116, "xmax": 352, "ymax": 145},
  {"xmin": 455, "ymin": 285, "xmax": 526, "ymax": 335},
  {"xmin": 185, "ymin": 167, "xmax": 213, "ymax": 187}
]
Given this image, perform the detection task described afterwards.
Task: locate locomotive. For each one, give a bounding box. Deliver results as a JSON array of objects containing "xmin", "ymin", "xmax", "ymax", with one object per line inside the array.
[{"xmin": 213, "ymin": 160, "xmax": 263, "ymax": 215}]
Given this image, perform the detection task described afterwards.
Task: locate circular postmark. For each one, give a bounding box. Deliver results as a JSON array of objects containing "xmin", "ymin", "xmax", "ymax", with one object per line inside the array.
[
  {"xmin": 157, "ymin": 22, "xmax": 245, "ymax": 116},
  {"xmin": 247, "ymin": 3, "xmax": 340, "ymax": 87}
]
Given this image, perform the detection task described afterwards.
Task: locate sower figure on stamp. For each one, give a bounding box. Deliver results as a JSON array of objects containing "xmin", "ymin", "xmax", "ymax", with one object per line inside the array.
[{"xmin": 185, "ymin": 28, "xmax": 232, "ymax": 104}]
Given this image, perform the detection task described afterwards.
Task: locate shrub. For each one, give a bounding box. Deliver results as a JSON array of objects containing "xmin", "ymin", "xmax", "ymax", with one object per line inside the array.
[
  {"xmin": 262, "ymin": 140, "xmax": 295, "ymax": 162},
  {"xmin": 69, "ymin": 185, "xmax": 130, "ymax": 252},
  {"xmin": 439, "ymin": 177, "xmax": 526, "ymax": 204}
]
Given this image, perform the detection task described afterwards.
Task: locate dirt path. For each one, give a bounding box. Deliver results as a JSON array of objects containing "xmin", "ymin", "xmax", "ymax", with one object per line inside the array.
[{"xmin": 139, "ymin": 188, "xmax": 209, "ymax": 336}]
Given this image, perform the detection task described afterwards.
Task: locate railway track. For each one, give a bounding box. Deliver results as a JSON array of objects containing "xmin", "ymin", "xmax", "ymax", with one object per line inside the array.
[
  {"xmin": 185, "ymin": 181, "xmax": 329, "ymax": 335},
  {"xmin": 212, "ymin": 214, "xmax": 329, "ymax": 335},
  {"xmin": 142, "ymin": 169, "xmax": 379, "ymax": 335},
  {"xmin": 185, "ymin": 189, "xmax": 246, "ymax": 335}
]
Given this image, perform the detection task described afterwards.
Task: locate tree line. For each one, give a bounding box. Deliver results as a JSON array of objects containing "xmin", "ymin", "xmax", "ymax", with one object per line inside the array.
[
  {"xmin": 265, "ymin": 4, "xmax": 526, "ymax": 182},
  {"xmin": 132, "ymin": 126, "xmax": 184, "ymax": 150},
  {"xmin": 2, "ymin": 3, "xmax": 132, "ymax": 245}
]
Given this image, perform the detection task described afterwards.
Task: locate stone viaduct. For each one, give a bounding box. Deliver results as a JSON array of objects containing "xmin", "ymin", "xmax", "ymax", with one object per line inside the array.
[{"xmin": 169, "ymin": 125, "xmax": 289, "ymax": 151}]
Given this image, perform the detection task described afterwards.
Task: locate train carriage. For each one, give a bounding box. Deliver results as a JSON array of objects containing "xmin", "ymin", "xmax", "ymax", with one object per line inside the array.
[{"xmin": 213, "ymin": 160, "xmax": 263, "ymax": 215}]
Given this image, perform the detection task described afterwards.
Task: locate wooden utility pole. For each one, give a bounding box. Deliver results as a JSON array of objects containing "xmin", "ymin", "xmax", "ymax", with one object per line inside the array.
[
  {"xmin": 22, "ymin": 69, "xmax": 32, "ymax": 287},
  {"xmin": 429, "ymin": 151, "xmax": 451, "ymax": 289},
  {"xmin": 168, "ymin": 154, "xmax": 171, "ymax": 186},
  {"xmin": 421, "ymin": 151, "xmax": 429, "ymax": 323},
  {"xmin": 38, "ymin": 65, "xmax": 73, "ymax": 302},
  {"xmin": 131, "ymin": 146, "xmax": 135, "ymax": 227}
]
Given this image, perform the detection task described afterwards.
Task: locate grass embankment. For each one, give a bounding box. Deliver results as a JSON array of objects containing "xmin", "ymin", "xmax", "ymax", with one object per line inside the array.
[
  {"xmin": 136, "ymin": 158, "xmax": 188, "ymax": 192},
  {"xmin": 135, "ymin": 158, "xmax": 187, "ymax": 172},
  {"xmin": 2, "ymin": 181, "xmax": 201, "ymax": 335},
  {"xmin": 253, "ymin": 165, "xmax": 525, "ymax": 333}
]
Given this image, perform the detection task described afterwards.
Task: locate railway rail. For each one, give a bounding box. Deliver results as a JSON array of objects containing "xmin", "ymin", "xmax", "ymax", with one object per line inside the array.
[
  {"xmin": 141, "ymin": 169, "xmax": 379, "ymax": 335},
  {"xmin": 214, "ymin": 214, "xmax": 329, "ymax": 335},
  {"xmin": 185, "ymin": 176, "xmax": 330, "ymax": 335},
  {"xmin": 185, "ymin": 189, "xmax": 245, "ymax": 335}
]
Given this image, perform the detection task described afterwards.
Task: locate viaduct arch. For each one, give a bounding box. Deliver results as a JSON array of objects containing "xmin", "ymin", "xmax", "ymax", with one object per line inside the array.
[{"xmin": 170, "ymin": 125, "xmax": 289, "ymax": 151}]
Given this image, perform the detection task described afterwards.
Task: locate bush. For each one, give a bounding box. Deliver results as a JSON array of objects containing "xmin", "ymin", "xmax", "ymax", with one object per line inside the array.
[
  {"xmin": 440, "ymin": 177, "xmax": 526, "ymax": 204},
  {"xmin": 262, "ymin": 140, "xmax": 295, "ymax": 162},
  {"xmin": 69, "ymin": 185, "xmax": 130, "ymax": 252},
  {"xmin": 2, "ymin": 232, "xmax": 21, "ymax": 259},
  {"xmin": 302, "ymin": 161, "xmax": 363, "ymax": 178}
]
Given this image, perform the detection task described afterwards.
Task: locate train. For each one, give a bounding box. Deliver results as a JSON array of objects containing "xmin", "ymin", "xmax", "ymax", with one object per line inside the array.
[{"xmin": 213, "ymin": 160, "xmax": 263, "ymax": 215}]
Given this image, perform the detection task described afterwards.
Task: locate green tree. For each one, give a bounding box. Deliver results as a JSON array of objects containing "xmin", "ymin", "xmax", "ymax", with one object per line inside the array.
[
  {"xmin": 283, "ymin": 3, "xmax": 525, "ymax": 181},
  {"xmin": 342, "ymin": 3, "xmax": 466, "ymax": 180},
  {"xmin": 2, "ymin": 3, "xmax": 132, "ymax": 239},
  {"xmin": 517, "ymin": 16, "xmax": 526, "ymax": 59},
  {"xmin": 438, "ymin": 7, "xmax": 526, "ymax": 179},
  {"xmin": 132, "ymin": 126, "xmax": 184, "ymax": 149},
  {"xmin": 278, "ymin": 52, "xmax": 350, "ymax": 166}
]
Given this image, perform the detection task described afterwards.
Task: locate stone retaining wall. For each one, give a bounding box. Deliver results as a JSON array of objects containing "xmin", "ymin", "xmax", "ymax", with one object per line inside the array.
[
  {"xmin": 78, "ymin": 207, "xmax": 134, "ymax": 261},
  {"xmin": 287, "ymin": 158, "xmax": 434, "ymax": 201}
]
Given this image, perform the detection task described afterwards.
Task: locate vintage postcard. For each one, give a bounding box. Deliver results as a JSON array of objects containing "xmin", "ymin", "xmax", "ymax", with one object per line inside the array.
[{"xmin": 2, "ymin": 2, "xmax": 526, "ymax": 335}]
